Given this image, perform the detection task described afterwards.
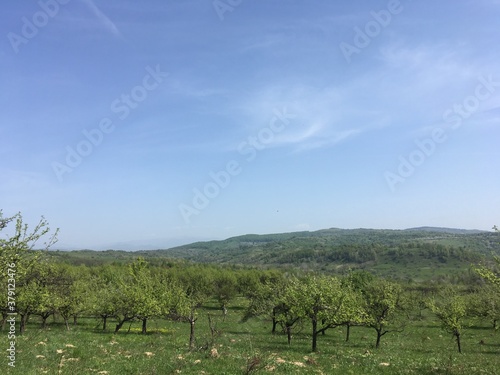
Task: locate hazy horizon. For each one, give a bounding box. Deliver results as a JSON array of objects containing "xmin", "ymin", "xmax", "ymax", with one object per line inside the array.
[{"xmin": 52, "ymin": 225, "xmax": 494, "ymax": 251}]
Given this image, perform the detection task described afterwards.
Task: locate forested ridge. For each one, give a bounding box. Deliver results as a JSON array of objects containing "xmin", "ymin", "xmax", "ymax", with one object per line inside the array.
[{"xmin": 49, "ymin": 227, "xmax": 500, "ymax": 281}]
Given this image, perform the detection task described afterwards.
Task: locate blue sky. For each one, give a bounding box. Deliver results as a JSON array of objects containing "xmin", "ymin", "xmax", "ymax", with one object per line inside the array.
[{"xmin": 1, "ymin": 0, "xmax": 499, "ymax": 250}]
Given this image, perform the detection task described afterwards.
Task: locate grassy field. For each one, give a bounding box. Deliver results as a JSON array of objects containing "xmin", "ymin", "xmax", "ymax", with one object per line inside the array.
[{"xmin": 7, "ymin": 299, "xmax": 500, "ymax": 375}]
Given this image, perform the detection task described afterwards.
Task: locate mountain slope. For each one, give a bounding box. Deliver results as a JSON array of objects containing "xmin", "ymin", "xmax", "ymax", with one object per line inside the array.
[
  {"xmin": 51, "ymin": 227, "xmax": 499, "ymax": 281},
  {"xmin": 404, "ymin": 227, "xmax": 487, "ymax": 234},
  {"xmin": 140, "ymin": 228, "xmax": 499, "ymax": 279}
]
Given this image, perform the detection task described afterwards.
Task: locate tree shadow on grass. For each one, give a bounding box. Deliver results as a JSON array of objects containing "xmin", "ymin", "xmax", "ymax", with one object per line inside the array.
[
  {"xmin": 474, "ymin": 350, "xmax": 500, "ymax": 355},
  {"xmin": 468, "ymin": 325, "xmax": 496, "ymax": 331}
]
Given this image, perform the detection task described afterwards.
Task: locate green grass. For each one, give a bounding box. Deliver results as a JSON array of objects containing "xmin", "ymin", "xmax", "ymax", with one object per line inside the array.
[
  {"xmin": 369, "ymin": 254, "xmax": 472, "ymax": 281},
  {"xmin": 6, "ymin": 300, "xmax": 500, "ymax": 375}
]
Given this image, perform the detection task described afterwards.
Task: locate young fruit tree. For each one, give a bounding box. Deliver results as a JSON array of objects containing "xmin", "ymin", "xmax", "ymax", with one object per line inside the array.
[
  {"xmin": 473, "ymin": 226, "xmax": 500, "ymax": 331},
  {"xmin": 241, "ymin": 271, "xmax": 290, "ymax": 336},
  {"xmin": 86, "ymin": 266, "xmax": 123, "ymax": 331},
  {"xmin": 361, "ymin": 278, "xmax": 408, "ymax": 348},
  {"xmin": 167, "ymin": 266, "xmax": 214, "ymax": 349},
  {"xmin": 212, "ymin": 269, "xmax": 238, "ymax": 320},
  {"xmin": 0, "ymin": 211, "xmax": 58, "ymax": 334},
  {"xmin": 127, "ymin": 258, "xmax": 162, "ymax": 334},
  {"xmin": 427, "ymin": 287, "xmax": 469, "ymax": 354},
  {"xmin": 289, "ymin": 275, "xmax": 365, "ymax": 352},
  {"xmin": 469, "ymin": 284, "xmax": 500, "ymax": 331}
]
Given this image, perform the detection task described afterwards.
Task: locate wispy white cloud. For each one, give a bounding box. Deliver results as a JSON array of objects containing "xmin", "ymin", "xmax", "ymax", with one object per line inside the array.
[
  {"xmin": 379, "ymin": 42, "xmax": 477, "ymax": 83},
  {"xmin": 293, "ymin": 128, "xmax": 362, "ymax": 152},
  {"xmin": 167, "ymin": 79, "xmax": 228, "ymax": 98},
  {"xmin": 376, "ymin": 41, "xmax": 500, "ymax": 135},
  {"xmin": 232, "ymin": 81, "xmax": 391, "ymax": 153},
  {"xmin": 81, "ymin": 0, "xmax": 121, "ymax": 37}
]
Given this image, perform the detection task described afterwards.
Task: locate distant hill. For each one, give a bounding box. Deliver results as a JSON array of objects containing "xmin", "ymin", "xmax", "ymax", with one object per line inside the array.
[
  {"xmin": 49, "ymin": 227, "xmax": 499, "ymax": 281},
  {"xmin": 162, "ymin": 227, "xmax": 498, "ymax": 255},
  {"xmin": 404, "ymin": 227, "xmax": 487, "ymax": 235},
  {"xmin": 138, "ymin": 227, "xmax": 498, "ymax": 280}
]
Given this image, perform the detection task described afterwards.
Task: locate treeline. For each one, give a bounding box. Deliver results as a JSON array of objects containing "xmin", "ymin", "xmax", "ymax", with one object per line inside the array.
[
  {"xmin": 165, "ymin": 229, "xmax": 500, "ymax": 264},
  {"xmin": 49, "ymin": 242, "xmax": 482, "ymax": 269},
  {"xmin": 247, "ymin": 242, "xmax": 481, "ymax": 267},
  {"xmin": 271, "ymin": 244, "xmax": 379, "ymax": 264},
  {"xmin": 394, "ymin": 242, "xmax": 482, "ymax": 261}
]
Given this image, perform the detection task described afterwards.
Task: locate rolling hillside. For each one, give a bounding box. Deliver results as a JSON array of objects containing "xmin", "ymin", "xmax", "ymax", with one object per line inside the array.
[
  {"xmin": 49, "ymin": 227, "xmax": 500, "ymax": 282},
  {"xmin": 158, "ymin": 227, "xmax": 500, "ymax": 281}
]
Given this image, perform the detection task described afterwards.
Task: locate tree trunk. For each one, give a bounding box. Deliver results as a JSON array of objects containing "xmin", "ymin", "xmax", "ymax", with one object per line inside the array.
[
  {"xmin": 189, "ymin": 318, "xmax": 196, "ymax": 350},
  {"xmin": 141, "ymin": 318, "xmax": 147, "ymax": 334},
  {"xmin": 1, "ymin": 312, "xmax": 8, "ymax": 331},
  {"xmin": 19, "ymin": 313, "xmax": 29, "ymax": 334},
  {"xmin": 102, "ymin": 316, "xmax": 107, "ymax": 331},
  {"xmin": 375, "ymin": 329, "xmax": 382, "ymax": 348},
  {"xmin": 64, "ymin": 317, "xmax": 70, "ymax": 331},
  {"xmin": 286, "ymin": 325, "xmax": 292, "ymax": 345},
  {"xmin": 115, "ymin": 319, "xmax": 125, "ymax": 333},
  {"xmin": 272, "ymin": 307, "xmax": 278, "ymax": 334},
  {"xmin": 345, "ymin": 323, "xmax": 351, "ymax": 342},
  {"xmin": 207, "ymin": 313, "xmax": 217, "ymax": 344},
  {"xmin": 73, "ymin": 315, "xmax": 78, "ymax": 326},
  {"xmin": 272, "ymin": 318, "xmax": 278, "ymax": 334},
  {"xmin": 41, "ymin": 315, "xmax": 48, "ymax": 329},
  {"xmin": 222, "ymin": 305, "xmax": 227, "ymax": 322},
  {"xmin": 455, "ymin": 332, "xmax": 462, "ymax": 354},
  {"xmin": 115, "ymin": 315, "xmax": 134, "ymax": 333},
  {"xmin": 312, "ymin": 318, "xmax": 318, "ymax": 352}
]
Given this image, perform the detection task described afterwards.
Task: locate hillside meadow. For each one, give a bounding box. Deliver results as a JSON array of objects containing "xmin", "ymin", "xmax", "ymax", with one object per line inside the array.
[{"xmin": 10, "ymin": 298, "xmax": 500, "ymax": 375}]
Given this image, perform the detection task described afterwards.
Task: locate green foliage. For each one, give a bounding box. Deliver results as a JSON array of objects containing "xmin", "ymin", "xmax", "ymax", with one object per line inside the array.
[
  {"xmin": 427, "ymin": 287, "xmax": 470, "ymax": 353},
  {"xmin": 474, "ymin": 256, "xmax": 500, "ymax": 287},
  {"xmin": 469, "ymin": 285, "xmax": 500, "ymax": 330},
  {"xmin": 242, "ymin": 271, "xmax": 287, "ymax": 320},
  {"xmin": 281, "ymin": 275, "xmax": 365, "ymax": 352},
  {"xmin": 0, "ymin": 211, "xmax": 59, "ymax": 333},
  {"xmin": 159, "ymin": 228, "xmax": 498, "ymax": 267},
  {"xmin": 212, "ymin": 268, "xmax": 238, "ymax": 313},
  {"xmin": 361, "ymin": 278, "xmax": 408, "ymax": 348},
  {"xmin": 85, "ymin": 265, "xmax": 124, "ymax": 330}
]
